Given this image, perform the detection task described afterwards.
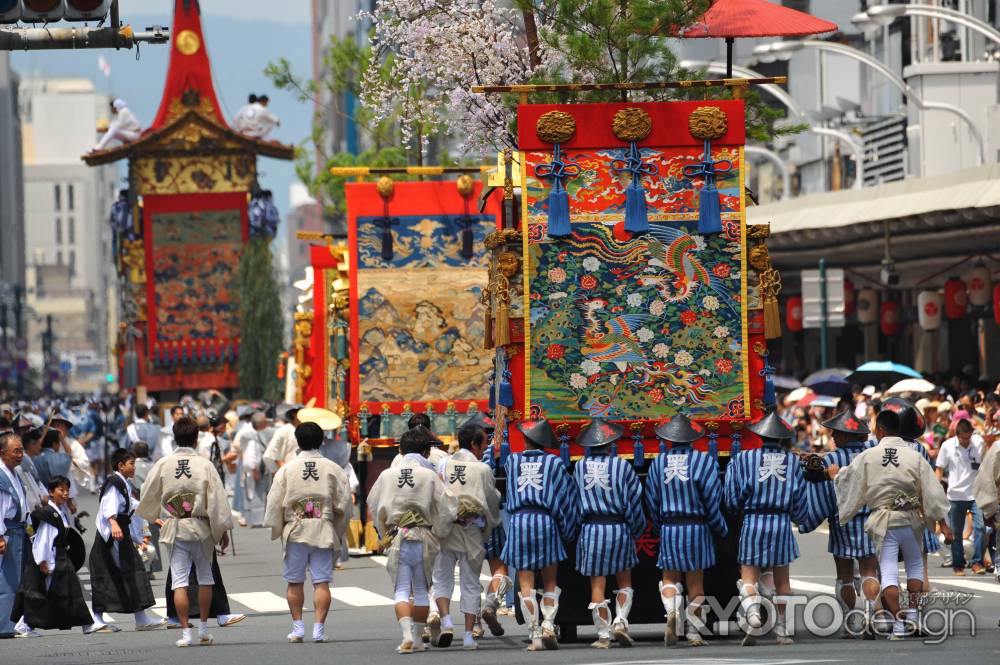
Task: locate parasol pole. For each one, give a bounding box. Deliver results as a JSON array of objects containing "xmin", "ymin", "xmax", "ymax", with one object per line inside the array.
[{"xmin": 726, "ymin": 37, "xmax": 734, "ymax": 78}]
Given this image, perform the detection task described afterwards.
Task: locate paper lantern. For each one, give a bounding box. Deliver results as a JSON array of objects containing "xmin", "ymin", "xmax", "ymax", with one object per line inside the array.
[
  {"xmin": 843, "ymin": 278, "xmax": 856, "ymax": 316},
  {"xmin": 880, "ymin": 299, "xmax": 901, "ymax": 336},
  {"xmin": 966, "ymin": 263, "xmax": 992, "ymax": 307},
  {"xmin": 917, "ymin": 291, "xmax": 943, "ymax": 331},
  {"xmin": 857, "ymin": 288, "xmax": 878, "ymax": 324},
  {"xmin": 994, "ymin": 284, "xmax": 1000, "ymax": 326},
  {"xmin": 944, "ymin": 276, "xmax": 967, "ymax": 319},
  {"xmin": 786, "ymin": 295, "xmax": 803, "ymax": 333}
]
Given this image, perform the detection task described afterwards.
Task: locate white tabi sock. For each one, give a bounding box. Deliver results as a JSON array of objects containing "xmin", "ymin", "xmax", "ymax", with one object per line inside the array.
[
  {"xmin": 412, "ymin": 622, "xmax": 426, "ymax": 642},
  {"xmin": 441, "ymin": 614, "xmax": 454, "ymax": 629},
  {"xmin": 312, "ymin": 623, "xmax": 325, "ymax": 641},
  {"xmin": 399, "ymin": 617, "xmax": 414, "ymax": 642},
  {"xmin": 198, "ymin": 620, "xmax": 210, "ymax": 637},
  {"xmin": 463, "ymin": 631, "xmax": 476, "ymax": 647}
]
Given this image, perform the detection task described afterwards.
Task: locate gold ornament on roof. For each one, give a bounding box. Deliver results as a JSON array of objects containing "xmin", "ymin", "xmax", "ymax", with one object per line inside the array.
[
  {"xmin": 175, "ymin": 29, "xmax": 201, "ymax": 56},
  {"xmin": 688, "ymin": 106, "xmax": 728, "ymax": 140},
  {"xmin": 611, "ymin": 108, "xmax": 653, "ymax": 143},
  {"xmin": 536, "ymin": 111, "xmax": 576, "ymax": 145}
]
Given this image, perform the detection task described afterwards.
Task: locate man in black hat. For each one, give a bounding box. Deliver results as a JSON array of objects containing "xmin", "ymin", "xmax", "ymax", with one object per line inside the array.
[
  {"xmin": 809, "ymin": 410, "xmax": 880, "ymax": 637},
  {"xmin": 725, "ymin": 411, "xmax": 812, "ymax": 646},
  {"xmin": 501, "ymin": 419, "xmax": 579, "ymax": 651},
  {"xmin": 646, "ymin": 414, "xmax": 727, "ymax": 647},
  {"xmin": 572, "ymin": 418, "xmax": 644, "ymax": 648}
]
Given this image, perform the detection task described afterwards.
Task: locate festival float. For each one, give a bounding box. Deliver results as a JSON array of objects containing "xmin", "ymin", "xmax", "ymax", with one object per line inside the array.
[
  {"xmin": 84, "ymin": 0, "xmax": 293, "ymax": 396},
  {"xmin": 467, "ymin": 78, "xmax": 786, "ymax": 638}
]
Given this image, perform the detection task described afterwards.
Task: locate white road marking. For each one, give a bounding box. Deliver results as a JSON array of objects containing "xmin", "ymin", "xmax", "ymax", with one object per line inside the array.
[
  {"xmin": 930, "ymin": 577, "xmax": 1000, "ymax": 595},
  {"xmin": 371, "ymin": 555, "xmax": 389, "ymax": 567},
  {"xmin": 331, "ymin": 586, "xmax": 396, "ymax": 607},
  {"xmin": 789, "ymin": 579, "xmax": 836, "ymax": 594},
  {"xmin": 229, "ymin": 591, "xmax": 290, "ymax": 613}
]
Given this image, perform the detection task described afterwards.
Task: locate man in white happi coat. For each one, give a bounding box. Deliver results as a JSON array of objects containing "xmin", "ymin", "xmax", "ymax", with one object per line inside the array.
[
  {"xmin": 264, "ymin": 422, "xmax": 351, "ymax": 643},
  {"xmin": 241, "ymin": 412, "xmax": 273, "ymax": 527},
  {"xmin": 137, "ymin": 417, "xmax": 233, "ymax": 648},
  {"xmin": 367, "ymin": 427, "xmax": 457, "ymax": 654},
  {"xmin": 430, "ymin": 423, "xmax": 501, "ymax": 650},
  {"xmin": 232, "ymin": 94, "xmax": 280, "ymax": 139},
  {"xmin": 835, "ymin": 409, "xmax": 952, "ymax": 639},
  {"xmin": 389, "ymin": 413, "xmax": 450, "ymax": 469},
  {"xmin": 263, "ymin": 405, "xmax": 303, "ymax": 469}
]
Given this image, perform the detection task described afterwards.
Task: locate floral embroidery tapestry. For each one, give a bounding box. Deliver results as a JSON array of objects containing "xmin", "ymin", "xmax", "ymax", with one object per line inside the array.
[{"xmin": 519, "ymin": 101, "xmax": 749, "ymax": 421}]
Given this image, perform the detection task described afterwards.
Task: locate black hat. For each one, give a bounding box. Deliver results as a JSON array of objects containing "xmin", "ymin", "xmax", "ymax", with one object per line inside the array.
[
  {"xmin": 49, "ymin": 411, "xmax": 76, "ymax": 428},
  {"xmin": 281, "ymin": 403, "xmax": 304, "ymax": 420},
  {"xmin": 462, "ymin": 411, "xmax": 495, "ymax": 432},
  {"xmin": 11, "ymin": 413, "xmax": 33, "ymax": 433},
  {"xmin": 747, "ymin": 411, "xmax": 793, "ymax": 441},
  {"xmin": 880, "ymin": 397, "xmax": 925, "ymax": 440},
  {"xmin": 577, "ymin": 418, "xmax": 624, "ymax": 448},
  {"xmin": 516, "ymin": 419, "xmax": 557, "ymax": 449},
  {"xmin": 821, "ymin": 410, "xmax": 870, "ymax": 437},
  {"xmin": 654, "ymin": 414, "xmax": 705, "ymax": 444}
]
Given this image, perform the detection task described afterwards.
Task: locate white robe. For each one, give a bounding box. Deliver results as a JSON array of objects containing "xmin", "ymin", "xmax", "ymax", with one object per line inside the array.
[
  {"xmin": 973, "ymin": 442, "xmax": 1000, "ymax": 520},
  {"xmin": 263, "ymin": 423, "xmax": 298, "ymax": 467},
  {"xmin": 264, "ymin": 450, "xmax": 351, "ymax": 556},
  {"xmin": 367, "ymin": 455, "xmax": 457, "ymax": 583},
  {"xmin": 835, "ymin": 436, "xmax": 949, "ymax": 554},
  {"xmin": 136, "ymin": 447, "xmax": 233, "ymax": 562}
]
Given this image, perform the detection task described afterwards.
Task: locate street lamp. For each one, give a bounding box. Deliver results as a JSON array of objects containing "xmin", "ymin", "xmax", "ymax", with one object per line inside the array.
[
  {"xmin": 753, "ymin": 40, "xmax": 987, "ymax": 165},
  {"xmin": 745, "ymin": 145, "xmax": 791, "ymax": 201},
  {"xmin": 681, "ymin": 60, "xmax": 866, "ymax": 190},
  {"xmin": 857, "ymin": 4, "xmax": 1000, "ymax": 47}
]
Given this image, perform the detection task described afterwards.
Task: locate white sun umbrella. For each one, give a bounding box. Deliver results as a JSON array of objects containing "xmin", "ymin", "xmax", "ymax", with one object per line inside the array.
[
  {"xmin": 884, "ymin": 378, "xmax": 936, "ymax": 396},
  {"xmin": 787, "ymin": 386, "xmax": 812, "ymax": 403}
]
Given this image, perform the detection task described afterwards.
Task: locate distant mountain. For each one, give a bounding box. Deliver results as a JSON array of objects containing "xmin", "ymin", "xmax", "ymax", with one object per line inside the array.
[{"xmin": 11, "ymin": 12, "xmax": 312, "ymax": 216}]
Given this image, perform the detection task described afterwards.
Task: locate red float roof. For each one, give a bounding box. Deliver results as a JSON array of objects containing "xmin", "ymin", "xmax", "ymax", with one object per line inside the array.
[{"xmin": 679, "ymin": 0, "xmax": 838, "ymax": 38}]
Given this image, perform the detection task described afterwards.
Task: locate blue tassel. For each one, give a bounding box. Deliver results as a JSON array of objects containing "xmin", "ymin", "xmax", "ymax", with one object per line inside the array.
[
  {"xmin": 624, "ymin": 185, "xmax": 649, "ymax": 233},
  {"xmin": 708, "ymin": 432, "xmax": 718, "ymax": 461},
  {"xmin": 633, "ymin": 439, "xmax": 645, "ymax": 469},
  {"xmin": 460, "ymin": 222, "xmax": 474, "ymax": 261},
  {"xmin": 658, "ymin": 439, "xmax": 667, "ymax": 455},
  {"xmin": 380, "ymin": 411, "xmax": 392, "ymax": 439},
  {"xmin": 498, "ymin": 370, "xmax": 514, "ymax": 408},
  {"xmin": 698, "ymin": 185, "xmax": 722, "ymax": 235},
  {"xmin": 610, "ymin": 441, "xmax": 618, "ymax": 458},
  {"xmin": 447, "ymin": 412, "xmax": 457, "ymax": 437},
  {"xmin": 764, "ymin": 372, "xmax": 776, "ymax": 409},
  {"xmin": 730, "ymin": 431, "xmax": 742, "ymax": 457},
  {"xmin": 335, "ymin": 326, "xmax": 347, "ymax": 360},
  {"xmin": 546, "ymin": 188, "xmax": 571, "ymax": 237},
  {"xmin": 559, "ymin": 435, "xmax": 570, "ymax": 467}
]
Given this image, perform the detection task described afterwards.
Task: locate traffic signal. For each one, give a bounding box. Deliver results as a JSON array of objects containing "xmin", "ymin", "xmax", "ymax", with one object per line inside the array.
[
  {"xmin": 0, "ymin": 0, "xmax": 20, "ymax": 23},
  {"xmin": 64, "ymin": 0, "xmax": 110, "ymax": 21},
  {"xmin": 21, "ymin": 0, "xmax": 64, "ymax": 22}
]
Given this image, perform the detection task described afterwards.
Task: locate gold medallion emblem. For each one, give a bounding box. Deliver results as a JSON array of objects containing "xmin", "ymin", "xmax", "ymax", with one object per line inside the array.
[{"xmin": 176, "ymin": 29, "xmax": 201, "ymax": 56}]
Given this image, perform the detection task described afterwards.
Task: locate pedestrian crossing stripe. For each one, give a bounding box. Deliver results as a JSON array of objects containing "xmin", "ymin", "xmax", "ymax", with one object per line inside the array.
[
  {"xmin": 930, "ymin": 577, "xmax": 1000, "ymax": 595},
  {"xmin": 332, "ymin": 586, "xmax": 396, "ymax": 607}
]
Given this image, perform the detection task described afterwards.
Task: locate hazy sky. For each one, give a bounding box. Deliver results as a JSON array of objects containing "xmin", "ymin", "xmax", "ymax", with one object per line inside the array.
[{"xmin": 123, "ymin": 0, "xmax": 311, "ymax": 25}]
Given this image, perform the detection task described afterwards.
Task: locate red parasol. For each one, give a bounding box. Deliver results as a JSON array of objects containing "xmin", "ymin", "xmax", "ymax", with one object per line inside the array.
[{"xmin": 678, "ymin": 0, "xmax": 838, "ymax": 76}]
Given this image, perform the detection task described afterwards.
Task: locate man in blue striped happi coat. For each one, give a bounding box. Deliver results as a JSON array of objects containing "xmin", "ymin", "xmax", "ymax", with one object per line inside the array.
[
  {"xmin": 502, "ymin": 419, "xmax": 579, "ymax": 651},
  {"xmin": 801, "ymin": 409, "xmax": 879, "ymax": 638},
  {"xmin": 725, "ymin": 411, "xmax": 809, "ymax": 646},
  {"xmin": 645, "ymin": 414, "xmax": 727, "ymax": 648},
  {"xmin": 572, "ymin": 418, "xmax": 645, "ymax": 649}
]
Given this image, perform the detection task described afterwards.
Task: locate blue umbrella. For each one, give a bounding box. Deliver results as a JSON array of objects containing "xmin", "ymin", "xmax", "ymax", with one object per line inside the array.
[
  {"xmin": 847, "ymin": 361, "xmax": 922, "ymax": 387},
  {"xmin": 803, "ymin": 368, "xmax": 852, "ymax": 397},
  {"xmin": 772, "ymin": 375, "xmax": 801, "ymax": 391}
]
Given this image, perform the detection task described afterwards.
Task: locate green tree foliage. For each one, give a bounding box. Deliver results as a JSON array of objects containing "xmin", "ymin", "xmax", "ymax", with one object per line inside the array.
[{"xmin": 236, "ymin": 236, "xmax": 283, "ymax": 401}]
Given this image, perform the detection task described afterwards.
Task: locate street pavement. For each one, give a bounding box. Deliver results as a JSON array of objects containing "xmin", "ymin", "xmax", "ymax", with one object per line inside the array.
[{"xmin": 5, "ymin": 492, "xmax": 1000, "ymax": 665}]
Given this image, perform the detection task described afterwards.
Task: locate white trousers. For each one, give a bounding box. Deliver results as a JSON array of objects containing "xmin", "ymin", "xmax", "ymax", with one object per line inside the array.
[
  {"xmin": 431, "ymin": 548, "xmax": 483, "ymax": 616},
  {"xmin": 879, "ymin": 527, "xmax": 924, "ymax": 590},
  {"xmin": 283, "ymin": 542, "xmax": 333, "ymax": 584},
  {"xmin": 394, "ymin": 540, "xmax": 428, "ymax": 606},
  {"xmin": 170, "ymin": 540, "xmax": 214, "ymax": 590}
]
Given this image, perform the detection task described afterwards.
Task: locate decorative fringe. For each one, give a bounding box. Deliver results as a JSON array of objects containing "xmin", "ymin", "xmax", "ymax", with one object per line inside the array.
[
  {"xmin": 483, "ymin": 303, "xmax": 495, "ymax": 349},
  {"xmin": 335, "ymin": 327, "xmax": 347, "ymax": 360},
  {"xmin": 632, "ymin": 439, "xmax": 645, "ymax": 469},
  {"xmin": 658, "ymin": 439, "xmax": 667, "ymax": 455},
  {"xmin": 494, "ymin": 302, "xmax": 510, "ymax": 347},
  {"xmin": 500, "ymin": 427, "xmax": 511, "ymax": 468},
  {"xmin": 547, "ymin": 188, "xmax": 571, "ymax": 237},
  {"xmin": 763, "ymin": 297, "xmax": 781, "ymax": 339},
  {"xmin": 730, "ymin": 431, "xmax": 742, "ymax": 457},
  {"xmin": 559, "ymin": 435, "xmax": 571, "ymax": 466},
  {"xmin": 697, "ymin": 186, "xmax": 722, "ymax": 235},
  {"xmin": 763, "ymin": 370, "xmax": 776, "ymax": 408},
  {"xmin": 623, "ymin": 186, "xmax": 649, "ymax": 233},
  {"xmin": 707, "ymin": 432, "xmax": 718, "ymax": 460}
]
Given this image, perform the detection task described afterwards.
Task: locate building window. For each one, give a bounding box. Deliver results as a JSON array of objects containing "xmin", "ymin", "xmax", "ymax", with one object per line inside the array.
[
  {"xmin": 56, "ymin": 251, "xmax": 63, "ymax": 265},
  {"xmin": 69, "ymin": 250, "xmax": 76, "ymax": 276},
  {"xmin": 68, "ymin": 218, "xmax": 75, "ymax": 244},
  {"xmin": 55, "ymin": 218, "xmax": 62, "ymax": 244},
  {"xmin": 67, "ymin": 184, "xmax": 75, "ymax": 211},
  {"xmin": 54, "ymin": 184, "xmax": 61, "ymax": 211}
]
